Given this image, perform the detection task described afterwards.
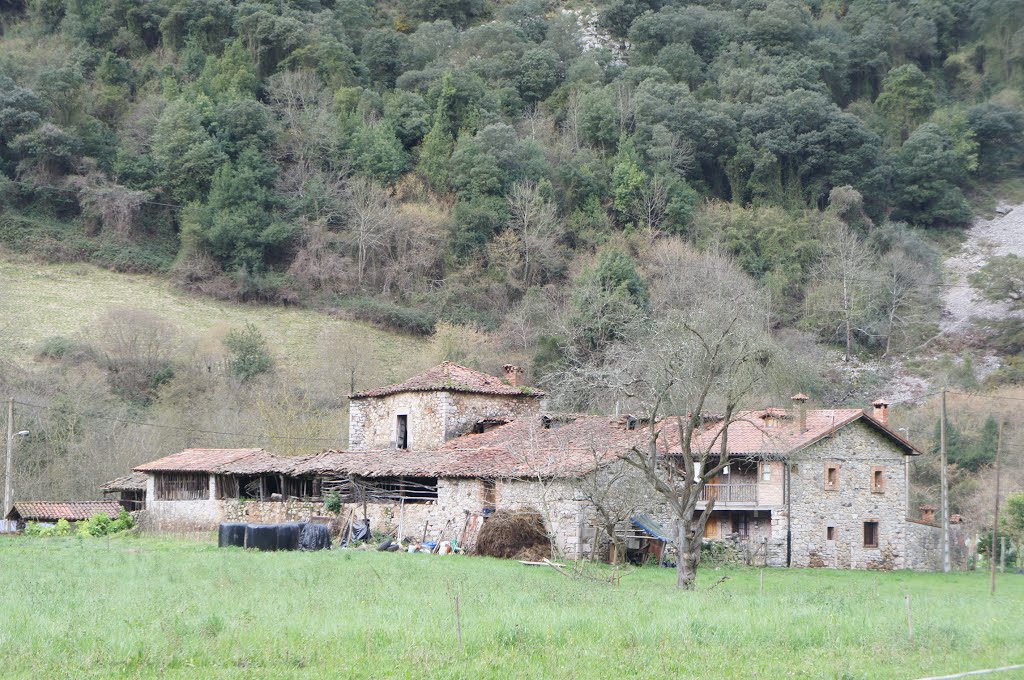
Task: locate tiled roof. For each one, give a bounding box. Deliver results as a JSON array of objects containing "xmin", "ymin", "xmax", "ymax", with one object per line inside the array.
[
  {"xmin": 134, "ymin": 448, "xmax": 268, "ymax": 473},
  {"xmin": 658, "ymin": 408, "xmax": 921, "ymax": 457},
  {"xmin": 8, "ymin": 501, "xmax": 123, "ymax": 522},
  {"xmin": 350, "ymin": 361, "xmax": 543, "ymax": 399},
  {"xmin": 288, "ymin": 415, "xmax": 643, "ymax": 479},
  {"xmin": 100, "ymin": 472, "xmax": 148, "ymax": 492}
]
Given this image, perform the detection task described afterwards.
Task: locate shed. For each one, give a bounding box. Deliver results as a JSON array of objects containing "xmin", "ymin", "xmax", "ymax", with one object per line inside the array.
[
  {"xmin": 100, "ymin": 472, "xmax": 148, "ymax": 510},
  {"xmin": 5, "ymin": 500, "xmax": 123, "ymax": 532}
]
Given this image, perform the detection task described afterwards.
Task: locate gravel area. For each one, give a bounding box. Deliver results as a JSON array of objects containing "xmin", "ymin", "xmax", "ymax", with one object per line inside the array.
[{"xmin": 941, "ymin": 202, "xmax": 1024, "ymax": 331}]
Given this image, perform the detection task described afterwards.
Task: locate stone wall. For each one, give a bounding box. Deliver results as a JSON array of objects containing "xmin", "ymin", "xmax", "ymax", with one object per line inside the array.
[
  {"xmin": 444, "ymin": 393, "xmax": 541, "ymax": 441},
  {"xmin": 349, "ymin": 391, "xmax": 540, "ymax": 451},
  {"xmin": 905, "ymin": 520, "xmax": 969, "ymax": 571},
  {"xmin": 348, "ymin": 391, "xmax": 447, "ymax": 451},
  {"xmin": 785, "ymin": 421, "xmax": 911, "ymax": 569}
]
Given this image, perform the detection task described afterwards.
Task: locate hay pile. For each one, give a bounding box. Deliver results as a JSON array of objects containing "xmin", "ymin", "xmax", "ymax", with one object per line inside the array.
[{"xmin": 474, "ymin": 509, "xmax": 552, "ymax": 560}]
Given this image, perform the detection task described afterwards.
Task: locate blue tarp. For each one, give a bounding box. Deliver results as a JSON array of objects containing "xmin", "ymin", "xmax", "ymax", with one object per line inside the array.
[{"xmin": 631, "ymin": 513, "xmax": 671, "ymax": 542}]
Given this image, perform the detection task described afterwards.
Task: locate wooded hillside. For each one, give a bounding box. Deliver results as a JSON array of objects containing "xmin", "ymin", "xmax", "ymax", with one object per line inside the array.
[{"xmin": 1, "ymin": 0, "xmax": 1024, "ymax": 507}]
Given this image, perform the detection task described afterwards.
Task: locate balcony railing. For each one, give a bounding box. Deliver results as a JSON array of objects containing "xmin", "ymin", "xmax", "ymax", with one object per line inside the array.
[{"xmin": 699, "ymin": 483, "xmax": 758, "ymax": 505}]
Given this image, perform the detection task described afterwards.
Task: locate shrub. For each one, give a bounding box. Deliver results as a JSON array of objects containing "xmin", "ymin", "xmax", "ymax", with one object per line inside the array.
[
  {"xmin": 324, "ymin": 491, "xmax": 342, "ymax": 515},
  {"xmin": 343, "ymin": 297, "xmax": 437, "ymax": 335},
  {"xmin": 54, "ymin": 518, "xmax": 72, "ymax": 536},
  {"xmin": 224, "ymin": 323, "xmax": 274, "ymax": 381},
  {"xmin": 37, "ymin": 335, "xmax": 73, "ymax": 360}
]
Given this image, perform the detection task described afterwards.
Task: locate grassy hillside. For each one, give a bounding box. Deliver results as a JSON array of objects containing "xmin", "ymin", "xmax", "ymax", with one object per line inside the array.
[
  {"xmin": 0, "ymin": 537, "xmax": 1021, "ymax": 678},
  {"xmin": 0, "ymin": 254, "xmax": 424, "ymax": 376}
]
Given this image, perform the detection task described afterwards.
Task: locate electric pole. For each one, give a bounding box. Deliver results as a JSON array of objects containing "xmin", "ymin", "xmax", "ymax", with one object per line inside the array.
[
  {"xmin": 991, "ymin": 420, "xmax": 1002, "ymax": 595},
  {"xmin": 940, "ymin": 389, "xmax": 951, "ymax": 573},
  {"xmin": 4, "ymin": 397, "xmax": 13, "ymax": 532}
]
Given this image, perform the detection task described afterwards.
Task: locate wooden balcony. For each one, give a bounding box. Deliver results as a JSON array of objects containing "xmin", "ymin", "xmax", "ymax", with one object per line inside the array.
[{"xmin": 697, "ymin": 482, "xmax": 779, "ymax": 508}]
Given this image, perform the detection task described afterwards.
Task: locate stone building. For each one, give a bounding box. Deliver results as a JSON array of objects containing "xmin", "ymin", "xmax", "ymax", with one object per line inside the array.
[{"xmin": 129, "ymin": 363, "xmax": 952, "ymax": 569}]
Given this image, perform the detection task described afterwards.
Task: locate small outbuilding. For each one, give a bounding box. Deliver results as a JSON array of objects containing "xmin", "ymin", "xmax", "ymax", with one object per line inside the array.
[
  {"xmin": 5, "ymin": 500, "xmax": 123, "ymax": 532},
  {"xmin": 100, "ymin": 472, "xmax": 148, "ymax": 510}
]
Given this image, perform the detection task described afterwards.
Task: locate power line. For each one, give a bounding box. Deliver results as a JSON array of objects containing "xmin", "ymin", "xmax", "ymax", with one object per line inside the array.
[{"xmin": 12, "ymin": 399, "xmax": 340, "ymax": 443}]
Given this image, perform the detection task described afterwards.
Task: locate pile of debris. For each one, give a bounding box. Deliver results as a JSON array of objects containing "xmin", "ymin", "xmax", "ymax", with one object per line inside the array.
[{"xmin": 474, "ymin": 509, "xmax": 552, "ymax": 561}]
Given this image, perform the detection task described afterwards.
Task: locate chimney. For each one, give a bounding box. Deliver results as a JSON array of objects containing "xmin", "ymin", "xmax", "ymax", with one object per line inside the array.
[
  {"xmin": 503, "ymin": 364, "xmax": 522, "ymax": 387},
  {"xmin": 791, "ymin": 393, "xmax": 808, "ymax": 432},
  {"xmin": 919, "ymin": 504, "xmax": 937, "ymax": 524},
  {"xmin": 871, "ymin": 399, "xmax": 890, "ymax": 425}
]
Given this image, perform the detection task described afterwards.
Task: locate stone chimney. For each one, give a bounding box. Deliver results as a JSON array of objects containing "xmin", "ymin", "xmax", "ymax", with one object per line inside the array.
[
  {"xmin": 871, "ymin": 399, "xmax": 890, "ymax": 425},
  {"xmin": 791, "ymin": 393, "xmax": 809, "ymax": 432},
  {"xmin": 503, "ymin": 364, "xmax": 523, "ymax": 387},
  {"xmin": 919, "ymin": 504, "xmax": 937, "ymax": 524}
]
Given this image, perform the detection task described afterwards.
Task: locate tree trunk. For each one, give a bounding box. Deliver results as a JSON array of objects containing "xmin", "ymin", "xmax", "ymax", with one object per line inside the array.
[{"xmin": 676, "ymin": 521, "xmax": 700, "ymax": 590}]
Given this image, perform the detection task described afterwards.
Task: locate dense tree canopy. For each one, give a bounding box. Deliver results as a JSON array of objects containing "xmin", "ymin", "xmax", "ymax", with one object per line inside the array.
[{"xmin": 0, "ymin": 0, "xmax": 1022, "ymax": 366}]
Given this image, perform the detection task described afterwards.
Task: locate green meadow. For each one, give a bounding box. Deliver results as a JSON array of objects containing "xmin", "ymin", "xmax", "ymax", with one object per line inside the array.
[{"xmin": 0, "ymin": 537, "xmax": 1021, "ymax": 679}]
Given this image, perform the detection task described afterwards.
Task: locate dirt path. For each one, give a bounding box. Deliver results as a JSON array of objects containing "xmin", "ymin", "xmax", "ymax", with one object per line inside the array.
[{"xmin": 941, "ymin": 203, "xmax": 1024, "ymax": 332}]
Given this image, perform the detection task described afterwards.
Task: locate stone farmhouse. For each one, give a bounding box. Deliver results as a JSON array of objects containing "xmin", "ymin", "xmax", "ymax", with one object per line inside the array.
[{"xmin": 124, "ymin": 362, "xmax": 952, "ymax": 569}]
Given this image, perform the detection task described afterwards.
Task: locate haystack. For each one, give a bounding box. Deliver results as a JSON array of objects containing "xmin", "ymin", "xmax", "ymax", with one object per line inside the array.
[{"xmin": 474, "ymin": 509, "xmax": 552, "ymax": 560}]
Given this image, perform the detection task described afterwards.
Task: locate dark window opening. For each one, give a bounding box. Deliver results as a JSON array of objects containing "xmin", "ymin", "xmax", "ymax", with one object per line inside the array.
[
  {"xmin": 472, "ymin": 418, "xmax": 508, "ymax": 434},
  {"xmin": 541, "ymin": 415, "xmax": 552, "ymax": 429},
  {"xmin": 482, "ymin": 479, "xmax": 497, "ymax": 509},
  {"xmin": 863, "ymin": 521, "xmax": 879, "ymax": 548},
  {"xmin": 397, "ymin": 414, "xmax": 408, "ymax": 449},
  {"xmin": 730, "ymin": 514, "xmax": 749, "ymax": 537},
  {"xmin": 826, "ymin": 526, "xmax": 836, "ymax": 541},
  {"xmin": 871, "ymin": 467, "xmax": 885, "ymax": 493},
  {"xmin": 825, "ymin": 464, "xmax": 839, "ymax": 490}
]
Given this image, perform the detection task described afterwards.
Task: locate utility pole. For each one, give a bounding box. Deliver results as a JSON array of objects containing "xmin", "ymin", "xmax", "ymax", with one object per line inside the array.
[
  {"xmin": 991, "ymin": 420, "xmax": 1002, "ymax": 595},
  {"xmin": 940, "ymin": 389, "xmax": 951, "ymax": 573},
  {"xmin": 4, "ymin": 397, "xmax": 13, "ymax": 532}
]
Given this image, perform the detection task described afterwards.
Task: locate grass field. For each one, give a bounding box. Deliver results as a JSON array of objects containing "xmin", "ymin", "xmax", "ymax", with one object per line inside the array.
[
  {"xmin": 0, "ymin": 537, "xmax": 1022, "ymax": 679},
  {"xmin": 0, "ymin": 255, "xmax": 424, "ymax": 374}
]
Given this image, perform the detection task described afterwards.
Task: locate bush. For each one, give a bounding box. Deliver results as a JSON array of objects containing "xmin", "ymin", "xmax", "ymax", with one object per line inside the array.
[
  {"xmin": 37, "ymin": 335, "xmax": 73, "ymax": 360},
  {"xmin": 324, "ymin": 491, "xmax": 342, "ymax": 515},
  {"xmin": 224, "ymin": 323, "xmax": 274, "ymax": 381},
  {"xmin": 343, "ymin": 297, "xmax": 437, "ymax": 335}
]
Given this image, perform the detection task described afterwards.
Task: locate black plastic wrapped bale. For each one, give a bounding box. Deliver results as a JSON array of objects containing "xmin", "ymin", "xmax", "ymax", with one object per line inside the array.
[
  {"xmin": 218, "ymin": 522, "xmax": 247, "ymax": 548},
  {"xmin": 244, "ymin": 524, "xmax": 279, "ymax": 551},
  {"xmin": 299, "ymin": 523, "xmax": 331, "ymax": 551},
  {"xmin": 276, "ymin": 522, "xmax": 302, "ymax": 551}
]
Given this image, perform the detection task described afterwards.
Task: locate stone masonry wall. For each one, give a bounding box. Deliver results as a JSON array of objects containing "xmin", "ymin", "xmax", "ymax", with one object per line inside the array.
[
  {"xmin": 786, "ymin": 421, "xmax": 910, "ymax": 569},
  {"xmin": 349, "ymin": 391, "xmax": 541, "ymax": 451},
  {"xmin": 348, "ymin": 391, "xmax": 447, "ymax": 451},
  {"xmin": 444, "ymin": 393, "xmax": 541, "ymax": 442}
]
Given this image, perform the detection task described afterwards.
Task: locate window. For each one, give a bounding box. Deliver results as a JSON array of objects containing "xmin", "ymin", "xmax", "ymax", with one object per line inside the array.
[
  {"xmin": 863, "ymin": 521, "xmax": 879, "ymax": 548},
  {"xmin": 761, "ymin": 463, "xmax": 772, "ymax": 482},
  {"xmin": 791, "ymin": 464, "xmax": 799, "ymax": 474},
  {"xmin": 826, "ymin": 525, "xmax": 836, "ymax": 541},
  {"xmin": 871, "ymin": 466, "xmax": 885, "ymax": 493},
  {"xmin": 730, "ymin": 514, "xmax": 749, "ymax": 537},
  {"xmin": 396, "ymin": 414, "xmax": 408, "ymax": 449},
  {"xmin": 825, "ymin": 464, "xmax": 839, "ymax": 490},
  {"xmin": 481, "ymin": 479, "xmax": 497, "ymax": 509}
]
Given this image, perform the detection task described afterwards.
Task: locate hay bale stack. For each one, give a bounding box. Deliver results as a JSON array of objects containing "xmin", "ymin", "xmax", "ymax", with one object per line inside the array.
[{"xmin": 474, "ymin": 509, "xmax": 551, "ymax": 560}]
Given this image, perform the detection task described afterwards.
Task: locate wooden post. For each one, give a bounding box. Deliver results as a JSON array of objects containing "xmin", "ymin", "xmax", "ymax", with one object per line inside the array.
[
  {"xmin": 992, "ymin": 420, "xmax": 1002, "ymax": 595},
  {"xmin": 940, "ymin": 390, "xmax": 951, "ymax": 573},
  {"xmin": 905, "ymin": 593, "xmax": 913, "ymax": 641},
  {"xmin": 1000, "ymin": 537, "xmax": 1006, "ymax": 574},
  {"xmin": 3, "ymin": 397, "xmax": 14, "ymax": 529},
  {"xmin": 760, "ymin": 568, "xmax": 764, "ymax": 594}
]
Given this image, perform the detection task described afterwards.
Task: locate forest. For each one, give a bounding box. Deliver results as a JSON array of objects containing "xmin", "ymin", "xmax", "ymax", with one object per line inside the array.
[{"xmin": 1, "ymin": 0, "xmax": 1024, "ymax": 532}]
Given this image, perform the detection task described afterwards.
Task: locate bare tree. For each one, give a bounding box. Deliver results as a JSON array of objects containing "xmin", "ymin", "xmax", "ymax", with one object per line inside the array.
[
  {"xmin": 571, "ymin": 453, "xmax": 650, "ymax": 563},
  {"xmin": 564, "ymin": 256, "xmax": 780, "ymax": 589},
  {"xmin": 803, "ymin": 222, "xmax": 876, "ymax": 362},
  {"xmin": 632, "ymin": 173, "xmax": 669, "ymax": 238},
  {"xmin": 875, "ymin": 251, "xmax": 930, "ymax": 357},
  {"xmin": 505, "ymin": 181, "xmax": 564, "ymax": 288},
  {"xmin": 344, "ymin": 177, "xmax": 396, "ymax": 288}
]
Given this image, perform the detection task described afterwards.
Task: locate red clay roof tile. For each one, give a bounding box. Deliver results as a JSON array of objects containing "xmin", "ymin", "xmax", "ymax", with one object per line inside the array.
[
  {"xmin": 8, "ymin": 501, "xmax": 124, "ymax": 522},
  {"xmin": 350, "ymin": 362, "xmax": 543, "ymax": 399}
]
